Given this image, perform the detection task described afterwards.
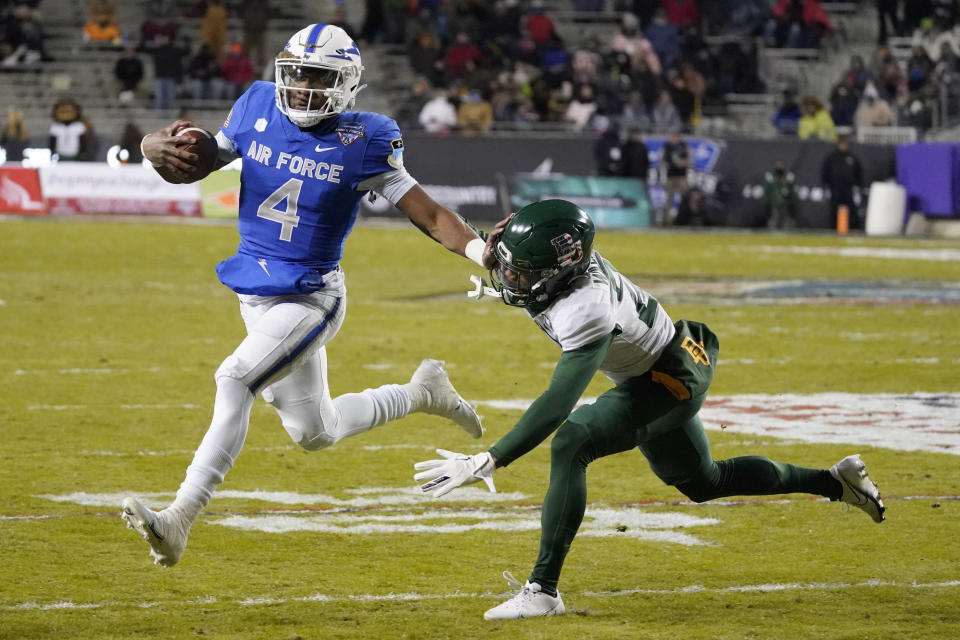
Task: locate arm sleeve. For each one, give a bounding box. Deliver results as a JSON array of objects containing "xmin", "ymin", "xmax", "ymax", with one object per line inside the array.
[
  {"xmin": 489, "ymin": 333, "xmax": 613, "ymax": 467},
  {"xmin": 356, "ymin": 169, "xmax": 418, "ymax": 204}
]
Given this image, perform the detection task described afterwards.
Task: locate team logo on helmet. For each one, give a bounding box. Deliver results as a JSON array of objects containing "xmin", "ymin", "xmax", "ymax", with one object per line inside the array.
[{"xmin": 551, "ymin": 233, "xmax": 583, "ymax": 267}]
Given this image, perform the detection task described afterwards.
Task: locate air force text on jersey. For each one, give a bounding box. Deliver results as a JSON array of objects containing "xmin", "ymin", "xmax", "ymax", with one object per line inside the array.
[{"xmin": 245, "ymin": 140, "xmax": 344, "ymax": 183}]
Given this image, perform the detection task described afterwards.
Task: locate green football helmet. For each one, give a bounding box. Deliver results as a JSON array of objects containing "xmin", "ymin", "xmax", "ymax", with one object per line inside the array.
[{"xmin": 491, "ymin": 199, "xmax": 595, "ymax": 310}]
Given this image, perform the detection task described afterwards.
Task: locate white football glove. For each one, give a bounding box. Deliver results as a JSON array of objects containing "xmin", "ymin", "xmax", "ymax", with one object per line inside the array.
[{"xmin": 414, "ymin": 449, "xmax": 496, "ymax": 498}]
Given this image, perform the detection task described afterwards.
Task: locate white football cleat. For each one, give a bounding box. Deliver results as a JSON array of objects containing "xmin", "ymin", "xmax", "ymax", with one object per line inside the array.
[
  {"xmin": 121, "ymin": 497, "xmax": 191, "ymax": 567},
  {"xmin": 484, "ymin": 572, "xmax": 565, "ymax": 620},
  {"xmin": 411, "ymin": 358, "xmax": 483, "ymax": 438},
  {"xmin": 829, "ymin": 454, "xmax": 886, "ymax": 523}
]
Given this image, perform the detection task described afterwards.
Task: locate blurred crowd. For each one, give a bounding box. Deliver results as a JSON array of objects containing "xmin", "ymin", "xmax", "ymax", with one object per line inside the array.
[
  {"xmin": 380, "ymin": 0, "xmax": 767, "ymax": 136},
  {"xmin": 1, "ymin": 0, "xmax": 959, "ymax": 160}
]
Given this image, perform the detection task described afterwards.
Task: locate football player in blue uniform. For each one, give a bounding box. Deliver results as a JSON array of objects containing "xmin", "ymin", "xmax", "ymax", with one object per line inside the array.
[
  {"xmin": 122, "ymin": 24, "xmax": 490, "ymax": 567},
  {"xmin": 415, "ymin": 200, "xmax": 886, "ymax": 619}
]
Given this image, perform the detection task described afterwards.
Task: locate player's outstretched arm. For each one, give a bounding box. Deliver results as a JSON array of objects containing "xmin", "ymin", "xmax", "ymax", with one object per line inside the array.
[
  {"xmin": 140, "ymin": 120, "xmax": 205, "ymax": 184},
  {"xmin": 396, "ymin": 185, "xmax": 488, "ymax": 267}
]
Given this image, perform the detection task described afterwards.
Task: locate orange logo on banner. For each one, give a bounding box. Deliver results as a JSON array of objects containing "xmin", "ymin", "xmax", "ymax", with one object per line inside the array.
[{"xmin": 0, "ymin": 167, "xmax": 46, "ymax": 215}]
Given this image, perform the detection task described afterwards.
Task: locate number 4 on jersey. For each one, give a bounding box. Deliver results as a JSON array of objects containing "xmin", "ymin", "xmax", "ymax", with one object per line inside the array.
[{"xmin": 257, "ymin": 178, "xmax": 302, "ymax": 241}]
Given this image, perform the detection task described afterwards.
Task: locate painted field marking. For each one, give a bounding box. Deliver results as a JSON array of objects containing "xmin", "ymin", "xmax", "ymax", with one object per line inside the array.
[
  {"xmin": 209, "ymin": 507, "xmax": 720, "ymax": 546},
  {"xmin": 479, "ymin": 392, "xmax": 960, "ymax": 456},
  {"xmin": 753, "ymin": 245, "xmax": 960, "ymax": 262},
  {"xmin": 5, "ymin": 579, "xmax": 959, "ymax": 612}
]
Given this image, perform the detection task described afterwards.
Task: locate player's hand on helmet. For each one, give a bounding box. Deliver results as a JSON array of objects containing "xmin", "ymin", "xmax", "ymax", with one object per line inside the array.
[
  {"xmin": 414, "ymin": 449, "xmax": 496, "ymax": 498},
  {"xmin": 141, "ymin": 120, "xmax": 202, "ymax": 183},
  {"xmin": 482, "ymin": 214, "xmax": 514, "ymax": 270}
]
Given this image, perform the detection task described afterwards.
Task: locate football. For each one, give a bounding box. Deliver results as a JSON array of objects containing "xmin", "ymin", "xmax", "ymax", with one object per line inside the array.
[{"xmin": 173, "ymin": 126, "xmax": 219, "ymax": 183}]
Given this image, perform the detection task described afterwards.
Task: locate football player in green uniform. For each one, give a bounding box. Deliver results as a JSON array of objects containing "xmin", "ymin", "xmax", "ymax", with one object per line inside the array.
[{"xmin": 414, "ymin": 199, "xmax": 885, "ymax": 620}]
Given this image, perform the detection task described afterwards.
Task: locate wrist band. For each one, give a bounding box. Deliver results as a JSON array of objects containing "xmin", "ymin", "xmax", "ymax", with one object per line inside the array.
[{"xmin": 465, "ymin": 238, "xmax": 486, "ymax": 268}]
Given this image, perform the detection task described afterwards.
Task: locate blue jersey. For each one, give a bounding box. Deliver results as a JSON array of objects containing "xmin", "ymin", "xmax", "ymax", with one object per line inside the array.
[{"xmin": 214, "ymin": 81, "xmax": 406, "ymax": 295}]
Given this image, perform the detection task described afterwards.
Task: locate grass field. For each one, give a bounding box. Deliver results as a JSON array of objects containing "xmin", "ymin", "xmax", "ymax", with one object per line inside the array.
[{"xmin": 2, "ymin": 216, "xmax": 959, "ymax": 639}]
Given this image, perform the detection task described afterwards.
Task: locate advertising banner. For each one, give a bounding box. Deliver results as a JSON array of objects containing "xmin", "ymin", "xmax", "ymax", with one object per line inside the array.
[
  {"xmin": 509, "ymin": 174, "xmax": 652, "ymax": 228},
  {"xmin": 0, "ymin": 166, "xmax": 46, "ymax": 215},
  {"xmin": 38, "ymin": 162, "xmax": 202, "ymax": 216}
]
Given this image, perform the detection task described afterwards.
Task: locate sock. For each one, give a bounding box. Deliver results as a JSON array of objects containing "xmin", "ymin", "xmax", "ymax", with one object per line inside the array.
[{"xmin": 401, "ymin": 381, "xmax": 428, "ymax": 412}]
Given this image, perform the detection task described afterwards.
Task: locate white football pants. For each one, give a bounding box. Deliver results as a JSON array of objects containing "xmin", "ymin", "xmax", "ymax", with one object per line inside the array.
[{"xmin": 175, "ymin": 268, "xmax": 412, "ymax": 511}]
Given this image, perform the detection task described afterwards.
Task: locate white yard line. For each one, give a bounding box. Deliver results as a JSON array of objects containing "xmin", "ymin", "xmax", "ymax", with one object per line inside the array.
[{"xmin": 5, "ymin": 579, "xmax": 959, "ymax": 612}]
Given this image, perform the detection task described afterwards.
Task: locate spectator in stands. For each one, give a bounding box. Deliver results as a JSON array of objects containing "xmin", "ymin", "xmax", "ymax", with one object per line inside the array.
[
  {"xmin": 148, "ymin": 33, "xmax": 188, "ymax": 113},
  {"xmin": 83, "ymin": 0, "xmax": 122, "ymax": 47},
  {"xmin": 906, "ymin": 45, "xmax": 935, "ymax": 92},
  {"xmin": 114, "ymin": 44, "xmax": 145, "ymax": 104},
  {"xmin": 241, "ymin": 0, "xmax": 270, "ymax": 70},
  {"xmin": 820, "ymin": 134, "xmax": 864, "ymax": 229},
  {"xmin": 200, "ymin": 0, "xmax": 227, "ymax": 61},
  {"xmin": 458, "ymin": 89, "xmax": 494, "ymax": 135},
  {"xmin": 48, "ymin": 98, "xmax": 88, "ymax": 162},
  {"xmin": 711, "ymin": 0, "xmax": 769, "ymax": 37},
  {"xmin": 912, "ymin": 17, "xmax": 959, "ymax": 62},
  {"xmin": 854, "ymin": 81, "xmax": 895, "ymax": 128},
  {"xmin": 771, "ymin": 89, "xmax": 803, "ymax": 135},
  {"xmin": 1, "ymin": 107, "xmax": 29, "ymax": 162},
  {"xmin": 524, "ymin": 1, "xmax": 556, "ymax": 46},
  {"xmin": 187, "ymin": 43, "xmax": 223, "ymax": 101},
  {"xmin": 444, "ymin": 31, "xmax": 483, "ymax": 79},
  {"xmin": 798, "ymin": 95, "xmax": 837, "ymax": 141},
  {"xmin": 571, "ymin": 35, "xmax": 603, "ymax": 87},
  {"xmin": 660, "ymin": 128, "xmax": 689, "ymax": 225},
  {"xmin": 2, "ymin": 2, "xmax": 47, "ymax": 66},
  {"xmin": 564, "ymin": 83, "xmax": 599, "ymax": 131},
  {"xmin": 221, "ymin": 43, "xmax": 255, "ymax": 100},
  {"xmin": 870, "ymin": 44, "xmax": 908, "ymax": 103},
  {"xmin": 844, "ymin": 54, "xmax": 871, "ymax": 94},
  {"xmin": 395, "ymin": 76, "xmax": 432, "ymax": 130},
  {"xmin": 419, "ymin": 88, "xmax": 459, "ymax": 134},
  {"xmin": 140, "ymin": 0, "xmax": 179, "ymax": 49},
  {"xmin": 620, "ymin": 90, "xmax": 651, "ymax": 132},
  {"xmin": 828, "ymin": 74, "xmax": 860, "ymax": 128},
  {"xmin": 764, "ymin": 0, "xmax": 831, "ymax": 49},
  {"xmin": 621, "ymin": 125, "xmax": 651, "ymax": 184},
  {"xmin": 611, "ymin": 12, "xmax": 664, "ymax": 76},
  {"xmin": 410, "ymin": 30, "xmax": 444, "ymax": 87},
  {"xmin": 650, "ymin": 89, "xmax": 683, "ymax": 133},
  {"xmin": 88, "ymin": 0, "xmax": 116, "ymax": 19},
  {"xmin": 661, "ymin": 0, "xmax": 701, "ymax": 30},
  {"xmin": 594, "ymin": 123, "xmax": 624, "ymax": 176},
  {"xmin": 875, "ymin": 0, "xmax": 902, "ymax": 44}
]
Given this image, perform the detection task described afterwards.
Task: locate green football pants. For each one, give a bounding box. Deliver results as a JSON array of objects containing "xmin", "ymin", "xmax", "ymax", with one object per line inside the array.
[{"xmin": 529, "ymin": 324, "xmax": 838, "ymax": 594}]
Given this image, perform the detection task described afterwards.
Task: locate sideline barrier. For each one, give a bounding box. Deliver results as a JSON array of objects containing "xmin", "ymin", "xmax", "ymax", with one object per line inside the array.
[{"xmin": 36, "ymin": 162, "xmax": 202, "ymax": 216}]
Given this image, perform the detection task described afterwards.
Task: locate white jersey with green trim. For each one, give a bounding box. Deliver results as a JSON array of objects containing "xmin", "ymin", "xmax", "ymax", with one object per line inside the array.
[{"xmin": 531, "ymin": 252, "xmax": 676, "ymax": 384}]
